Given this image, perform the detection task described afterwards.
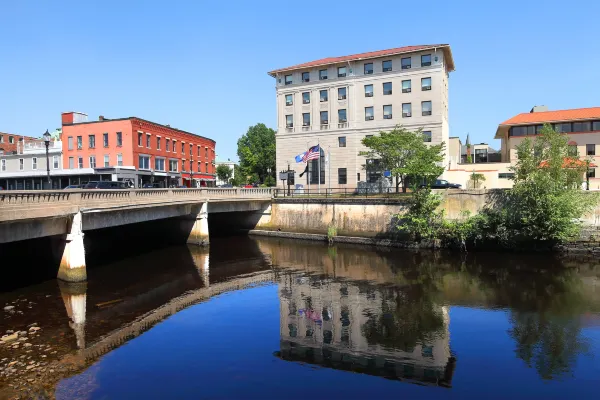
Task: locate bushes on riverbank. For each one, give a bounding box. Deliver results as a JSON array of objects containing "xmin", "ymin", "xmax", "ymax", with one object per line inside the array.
[{"xmin": 399, "ymin": 125, "xmax": 600, "ymax": 251}]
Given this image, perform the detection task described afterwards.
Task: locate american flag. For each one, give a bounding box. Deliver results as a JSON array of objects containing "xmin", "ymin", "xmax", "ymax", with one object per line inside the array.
[{"xmin": 302, "ymin": 145, "xmax": 320, "ymax": 162}]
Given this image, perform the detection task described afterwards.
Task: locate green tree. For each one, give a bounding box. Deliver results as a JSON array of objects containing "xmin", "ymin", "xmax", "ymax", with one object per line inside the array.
[
  {"xmin": 493, "ymin": 124, "xmax": 599, "ymax": 242},
  {"xmin": 229, "ymin": 165, "xmax": 244, "ymax": 186},
  {"xmin": 359, "ymin": 127, "xmax": 445, "ymax": 192},
  {"xmin": 469, "ymin": 172, "xmax": 486, "ymax": 189},
  {"xmin": 237, "ymin": 123, "xmax": 276, "ymax": 184},
  {"xmin": 216, "ymin": 164, "xmax": 232, "ymax": 184}
]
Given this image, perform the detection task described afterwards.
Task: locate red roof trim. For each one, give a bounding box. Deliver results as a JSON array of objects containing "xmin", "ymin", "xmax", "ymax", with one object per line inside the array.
[
  {"xmin": 500, "ymin": 107, "xmax": 600, "ymax": 126},
  {"xmin": 268, "ymin": 44, "xmax": 453, "ymax": 75}
]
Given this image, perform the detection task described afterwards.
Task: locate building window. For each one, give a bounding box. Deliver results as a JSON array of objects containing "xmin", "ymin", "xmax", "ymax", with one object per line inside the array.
[
  {"xmin": 205, "ymin": 162, "xmax": 209, "ymax": 173},
  {"xmin": 573, "ymin": 122, "xmax": 592, "ymax": 132},
  {"xmin": 302, "ymin": 72, "xmax": 310, "ymax": 82},
  {"xmin": 593, "ymin": 121, "xmax": 600, "ymax": 131},
  {"xmin": 338, "ymin": 66, "xmax": 346, "ymax": 77},
  {"xmin": 172, "ymin": 140, "xmax": 177, "ymax": 152},
  {"xmin": 382, "ymin": 60, "xmax": 392, "ymax": 72},
  {"xmin": 0, "ymin": 159, "xmax": 5, "ymax": 171},
  {"xmin": 0, "ymin": 135, "xmax": 3, "ymax": 143},
  {"xmin": 364, "ymin": 84, "xmax": 373, "ymax": 97},
  {"xmin": 588, "ymin": 168, "xmax": 596, "ymax": 179},
  {"xmin": 285, "ymin": 75, "xmax": 292, "ymax": 85},
  {"xmin": 89, "ymin": 156, "xmax": 96, "ymax": 168},
  {"xmin": 197, "ymin": 161, "xmax": 201, "ymax": 173},
  {"xmin": 116, "ymin": 132, "xmax": 122, "ymax": 146},
  {"xmin": 365, "ymin": 107, "xmax": 374, "ymax": 121},
  {"xmin": 285, "ymin": 94, "xmax": 293, "ymax": 106},
  {"xmin": 169, "ymin": 159, "xmax": 178, "ymax": 172},
  {"xmin": 302, "ymin": 92, "xmax": 310, "ymax": 104},
  {"xmin": 402, "ymin": 80, "xmax": 411, "ymax": 93},
  {"xmin": 401, "ymin": 57, "xmax": 411, "ymax": 69},
  {"xmin": 69, "ymin": 157, "xmax": 74, "ymax": 169},
  {"xmin": 103, "ymin": 133, "xmax": 109, "ymax": 147},
  {"xmin": 421, "ymin": 54, "xmax": 432, "ymax": 67},
  {"xmin": 402, "ymin": 103, "xmax": 412, "ymax": 117},
  {"xmin": 383, "ymin": 82, "xmax": 392, "ymax": 95},
  {"xmin": 190, "ymin": 143, "xmax": 193, "ymax": 156},
  {"xmin": 366, "ymin": 159, "xmax": 382, "ymax": 183},
  {"xmin": 555, "ymin": 123, "xmax": 572, "ymax": 133},
  {"xmin": 383, "ymin": 105, "xmax": 392, "ymax": 119},
  {"xmin": 77, "ymin": 136, "xmax": 83, "ymax": 150},
  {"xmin": 285, "ymin": 115, "xmax": 293, "ymax": 128},
  {"xmin": 32, "ymin": 157, "xmax": 37, "ymax": 170},
  {"xmin": 104, "ymin": 155, "xmax": 110, "ymax": 167},
  {"xmin": 8, "ymin": 136, "xmax": 14, "ymax": 144},
  {"xmin": 198, "ymin": 146, "xmax": 201, "ymax": 156},
  {"xmin": 166, "ymin": 139, "xmax": 170, "ymax": 152},
  {"xmin": 181, "ymin": 142, "xmax": 185, "ymax": 153},
  {"xmin": 17, "ymin": 158, "xmax": 23, "ymax": 170},
  {"xmin": 117, "ymin": 154, "xmax": 123, "ymax": 166},
  {"xmin": 338, "ymin": 109, "xmax": 347, "ymax": 123},
  {"xmin": 319, "ymin": 69, "xmax": 328, "ymax": 80},
  {"xmin": 320, "ymin": 90, "xmax": 328, "ymax": 102},
  {"xmin": 422, "ymin": 101, "xmax": 432, "ymax": 116},
  {"xmin": 422, "ymin": 77, "xmax": 432, "ymax": 91},
  {"xmin": 68, "ymin": 137, "xmax": 73, "ymax": 150},
  {"xmin": 338, "ymin": 137, "xmax": 346, "ymax": 147},
  {"xmin": 155, "ymin": 158, "xmax": 165, "ymax": 171},
  {"xmin": 357, "ymin": 173, "xmax": 360, "ymax": 182},
  {"xmin": 78, "ymin": 157, "xmax": 83, "ymax": 169},
  {"xmin": 206, "ymin": 147, "xmax": 209, "ymax": 158},
  {"xmin": 423, "ymin": 131, "xmax": 432, "ymax": 142},
  {"xmin": 302, "ymin": 113, "xmax": 311, "ymax": 127},
  {"xmin": 146, "ymin": 134, "xmax": 151, "ymax": 148},
  {"xmin": 53, "ymin": 155, "xmax": 59, "ymax": 169},
  {"xmin": 320, "ymin": 111, "xmax": 328, "ymax": 125},
  {"xmin": 587, "ymin": 144, "xmax": 596, "ymax": 156},
  {"xmin": 139, "ymin": 155, "xmax": 150, "ymax": 170},
  {"xmin": 337, "ymin": 87, "xmax": 347, "ymax": 100},
  {"xmin": 338, "ymin": 168, "xmax": 347, "ymax": 184},
  {"xmin": 499, "ymin": 173, "xmax": 515, "ymax": 179},
  {"xmin": 309, "ymin": 148, "xmax": 325, "ymax": 184},
  {"xmin": 364, "ymin": 63, "xmax": 373, "ymax": 75},
  {"xmin": 138, "ymin": 132, "xmax": 143, "ymax": 146},
  {"xmin": 89, "ymin": 135, "xmax": 95, "ymax": 148},
  {"xmin": 157, "ymin": 137, "xmax": 161, "ymax": 150},
  {"xmin": 475, "ymin": 148, "xmax": 488, "ymax": 163}
]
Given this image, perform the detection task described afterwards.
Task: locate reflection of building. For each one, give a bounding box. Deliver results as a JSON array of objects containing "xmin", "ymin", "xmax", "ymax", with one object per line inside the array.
[
  {"xmin": 269, "ymin": 44, "xmax": 455, "ymax": 190},
  {"xmin": 276, "ymin": 272, "xmax": 454, "ymax": 387},
  {"xmin": 61, "ymin": 112, "xmax": 217, "ymax": 188}
]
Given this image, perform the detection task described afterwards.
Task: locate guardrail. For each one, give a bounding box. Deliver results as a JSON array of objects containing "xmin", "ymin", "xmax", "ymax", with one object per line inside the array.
[{"xmin": 273, "ymin": 187, "xmax": 409, "ymax": 198}]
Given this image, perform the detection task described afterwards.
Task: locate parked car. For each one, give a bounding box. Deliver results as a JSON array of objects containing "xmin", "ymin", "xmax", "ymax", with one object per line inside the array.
[
  {"xmin": 84, "ymin": 181, "xmax": 126, "ymax": 189},
  {"xmin": 64, "ymin": 185, "xmax": 81, "ymax": 189},
  {"xmin": 421, "ymin": 179, "xmax": 462, "ymax": 189},
  {"xmin": 219, "ymin": 184, "xmax": 233, "ymax": 188},
  {"xmin": 142, "ymin": 183, "xmax": 162, "ymax": 188}
]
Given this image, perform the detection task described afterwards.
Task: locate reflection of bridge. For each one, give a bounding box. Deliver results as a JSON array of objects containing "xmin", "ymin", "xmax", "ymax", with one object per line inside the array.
[{"xmin": 0, "ymin": 188, "xmax": 272, "ymax": 282}]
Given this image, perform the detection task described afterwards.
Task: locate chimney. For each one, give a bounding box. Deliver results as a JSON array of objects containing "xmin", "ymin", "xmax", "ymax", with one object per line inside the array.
[
  {"xmin": 530, "ymin": 105, "xmax": 548, "ymax": 113},
  {"xmin": 166, "ymin": 124, "xmax": 170, "ymax": 127},
  {"xmin": 99, "ymin": 115, "xmax": 105, "ymax": 121}
]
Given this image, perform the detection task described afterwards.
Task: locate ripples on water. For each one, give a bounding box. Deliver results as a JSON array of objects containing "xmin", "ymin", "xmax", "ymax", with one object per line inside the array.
[{"xmin": 1, "ymin": 237, "xmax": 599, "ymax": 399}]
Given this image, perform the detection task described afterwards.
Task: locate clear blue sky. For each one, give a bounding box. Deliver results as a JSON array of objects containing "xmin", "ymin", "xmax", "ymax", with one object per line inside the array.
[{"xmin": 1, "ymin": 0, "xmax": 599, "ymax": 159}]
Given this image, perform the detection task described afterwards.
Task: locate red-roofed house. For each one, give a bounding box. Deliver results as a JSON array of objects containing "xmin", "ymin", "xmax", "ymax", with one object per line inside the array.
[
  {"xmin": 269, "ymin": 44, "xmax": 455, "ymax": 190},
  {"xmin": 495, "ymin": 106, "xmax": 600, "ymax": 187}
]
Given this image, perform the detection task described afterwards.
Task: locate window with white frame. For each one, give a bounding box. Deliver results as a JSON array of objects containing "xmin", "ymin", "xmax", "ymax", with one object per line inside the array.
[
  {"xmin": 117, "ymin": 154, "xmax": 123, "ymax": 166},
  {"xmin": 78, "ymin": 157, "xmax": 83, "ymax": 169},
  {"xmin": 422, "ymin": 101, "xmax": 432, "ymax": 116},
  {"xmin": 104, "ymin": 155, "xmax": 110, "ymax": 167},
  {"xmin": 69, "ymin": 157, "xmax": 74, "ymax": 169},
  {"xmin": 383, "ymin": 105, "xmax": 392, "ymax": 119},
  {"xmin": 89, "ymin": 156, "xmax": 96, "ymax": 168},
  {"xmin": 19, "ymin": 158, "xmax": 24, "ymax": 170},
  {"xmin": 169, "ymin": 159, "xmax": 178, "ymax": 172},
  {"xmin": 139, "ymin": 155, "xmax": 150, "ymax": 170},
  {"xmin": 53, "ymin": 155, "xmax": 59, "ymax": 169},
  {"xmin": 402, "ymin": 103, "xmax": 412, "ymax": 117},
  {"xmin": 1, "ymin": 159, "xmax": 5, "ymax": 171},
  {"xmin": 155, "ymin": 157, "xmax": 165, "ymax": 171},
  {"xmin": 32, "ymin": 157, "xmax": 37, "ymax": 170}
]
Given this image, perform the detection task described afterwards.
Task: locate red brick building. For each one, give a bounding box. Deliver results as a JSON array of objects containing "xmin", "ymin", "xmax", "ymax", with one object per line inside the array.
[
  {"xmin": 0, "ymin": 132, "xmax": 37, "ymax": 155},
  {"xmin": 61, "ymin": 112, "xmax": 216, "ymax": 187}
]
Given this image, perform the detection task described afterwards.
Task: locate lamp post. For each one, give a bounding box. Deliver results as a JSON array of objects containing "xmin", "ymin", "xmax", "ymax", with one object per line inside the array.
[
  {"xmin": 190, "ymin": 156, "xmax": 194, "ymax": 187},
  {"xmin": 43, "ymin": 130, "xmax": 51, "ymax": 189}
]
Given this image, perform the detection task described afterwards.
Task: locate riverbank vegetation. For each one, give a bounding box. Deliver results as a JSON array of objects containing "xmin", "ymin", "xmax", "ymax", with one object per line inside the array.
[{"xmin": 399, "ymin": 124, "xmax": 600, "ymax": 250}]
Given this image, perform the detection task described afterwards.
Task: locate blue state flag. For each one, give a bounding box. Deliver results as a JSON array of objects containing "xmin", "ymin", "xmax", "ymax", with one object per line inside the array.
[{"xmin": 295, "ymin": 152, "xmax": 307, "ymax": 163}]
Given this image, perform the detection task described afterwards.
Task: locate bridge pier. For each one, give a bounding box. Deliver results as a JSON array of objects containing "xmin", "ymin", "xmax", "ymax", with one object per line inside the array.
[
  {"xmin": 186, "ymin": 202, "xmax": 209, "ymax": 246},
  {"xmin": 57, "ymin": 212, "xmax": 87, "ymax": 282},
  {"xmin": 58, "ymin": 281, "xmax": 87, "ymax": 350}
]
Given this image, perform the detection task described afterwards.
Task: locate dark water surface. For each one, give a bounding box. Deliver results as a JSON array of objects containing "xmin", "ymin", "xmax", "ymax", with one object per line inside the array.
[{"xmin": 1, "ymin": 237, "xmax": 600, "ymax": 399}]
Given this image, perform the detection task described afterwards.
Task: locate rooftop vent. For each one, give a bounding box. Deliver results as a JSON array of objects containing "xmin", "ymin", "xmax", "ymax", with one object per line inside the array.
[{"xmin": 530, "ymin": 105, "xmax": 548, "ymax": 113}]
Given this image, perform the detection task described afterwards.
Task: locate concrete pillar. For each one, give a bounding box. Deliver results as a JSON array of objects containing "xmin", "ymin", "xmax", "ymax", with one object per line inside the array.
[
  {"xmin": 187, "ymin": 202, "xmax": 209, "ymax": 246},
  {"xmin": 58, "ymin": 211, "xmax": 87, "ymax": 282},
  {"xmin": 58, "ymin": 280, "xmax": 87, "ymax": 350}
]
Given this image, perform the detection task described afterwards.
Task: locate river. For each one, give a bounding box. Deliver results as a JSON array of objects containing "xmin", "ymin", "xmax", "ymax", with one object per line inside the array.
[{"xmin": 1, "ymin": 236, "xmax": 599, "ymax": 399}]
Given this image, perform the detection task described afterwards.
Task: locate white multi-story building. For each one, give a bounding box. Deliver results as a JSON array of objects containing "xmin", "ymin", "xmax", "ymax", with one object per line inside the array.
[{"xmin": 269, "ymin": 44, "xmax": 455, "ymax": 190}]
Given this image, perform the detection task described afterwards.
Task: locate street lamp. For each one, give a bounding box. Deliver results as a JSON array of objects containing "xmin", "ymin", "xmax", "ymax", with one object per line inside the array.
[{"xmin": 43, "ymin": 129, "xmax": 51, "ymax": 189}]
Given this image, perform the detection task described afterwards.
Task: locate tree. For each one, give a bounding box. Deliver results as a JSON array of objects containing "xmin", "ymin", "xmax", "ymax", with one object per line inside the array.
[
  {"xmin": 469, "ymin": 172, "xmax": 486, "ymax": 189},
  {"xmin": 229, "ymin": 165, "xmax": 245, "ymax": 186},
  {"xmin": 237, "ymin": 123, "xmax": 276, "ymax": 184},
  {"xmin": 494, "ymin": 124, "xmax": 599, "ymax": 242},
  {"xmin": 216, "ymin": 165, "xmax": 232, "ymax": 183},
  {"xmin": 359, "ymin": 127, "xmax": 445, "ymax": 192}
]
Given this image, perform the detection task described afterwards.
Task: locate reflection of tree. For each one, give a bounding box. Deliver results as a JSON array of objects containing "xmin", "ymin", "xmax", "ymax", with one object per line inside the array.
[
  {"xmin": 508, "ymin": 312, "xmax": 589, "ymax": 380},
  {"xmin": 361, "ymin": 284, "xmax": 446, "ymax": 352}
]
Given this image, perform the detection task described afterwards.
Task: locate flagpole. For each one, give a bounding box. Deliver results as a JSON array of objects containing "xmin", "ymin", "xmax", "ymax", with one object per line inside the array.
[{"xmin": 318, "ymin": 140, "xmax": 321, "ymax": 194}]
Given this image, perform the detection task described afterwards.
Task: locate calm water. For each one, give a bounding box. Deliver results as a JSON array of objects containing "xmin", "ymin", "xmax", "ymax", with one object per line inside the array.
[{"xmin": 1, "ymin": 237, "xmax": 600, "ymax": 399}]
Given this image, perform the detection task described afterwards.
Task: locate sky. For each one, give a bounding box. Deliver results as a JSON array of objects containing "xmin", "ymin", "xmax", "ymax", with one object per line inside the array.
[{"xmin": 1, "ymin": 0, "xmax": 599, "ymax": 160}]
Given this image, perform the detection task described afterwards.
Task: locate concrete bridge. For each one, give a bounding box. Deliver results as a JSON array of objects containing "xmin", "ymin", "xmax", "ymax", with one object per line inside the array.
[{"xmin": 0, "ymin": 188, "xmax": 273, "ymax": 282}]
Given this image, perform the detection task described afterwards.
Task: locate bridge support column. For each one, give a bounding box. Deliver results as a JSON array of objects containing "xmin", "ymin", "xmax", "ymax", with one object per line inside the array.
[
  {"xmin": 58, "ymin": 211, "xmax": 87, "ymax": 282},
  {"xmin": 187, "ymin": 202, "xmax": 209, "ymax": 246}
]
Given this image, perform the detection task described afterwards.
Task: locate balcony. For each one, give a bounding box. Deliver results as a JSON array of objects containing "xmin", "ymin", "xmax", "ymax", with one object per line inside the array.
[
  {"xmin": 338, "ymin": 122, "xmax": 348, "ymax": 129},
  {"xmin": 302, "ymin": 125, "xmax": 311, "ymax": 132},
  {"xmin": 384, "ymin": 114, "xmax": 392, "ymax": 119},
  {"xmin": 320, "ymin": 124, "xmax": 329, "ymax": 130}
]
